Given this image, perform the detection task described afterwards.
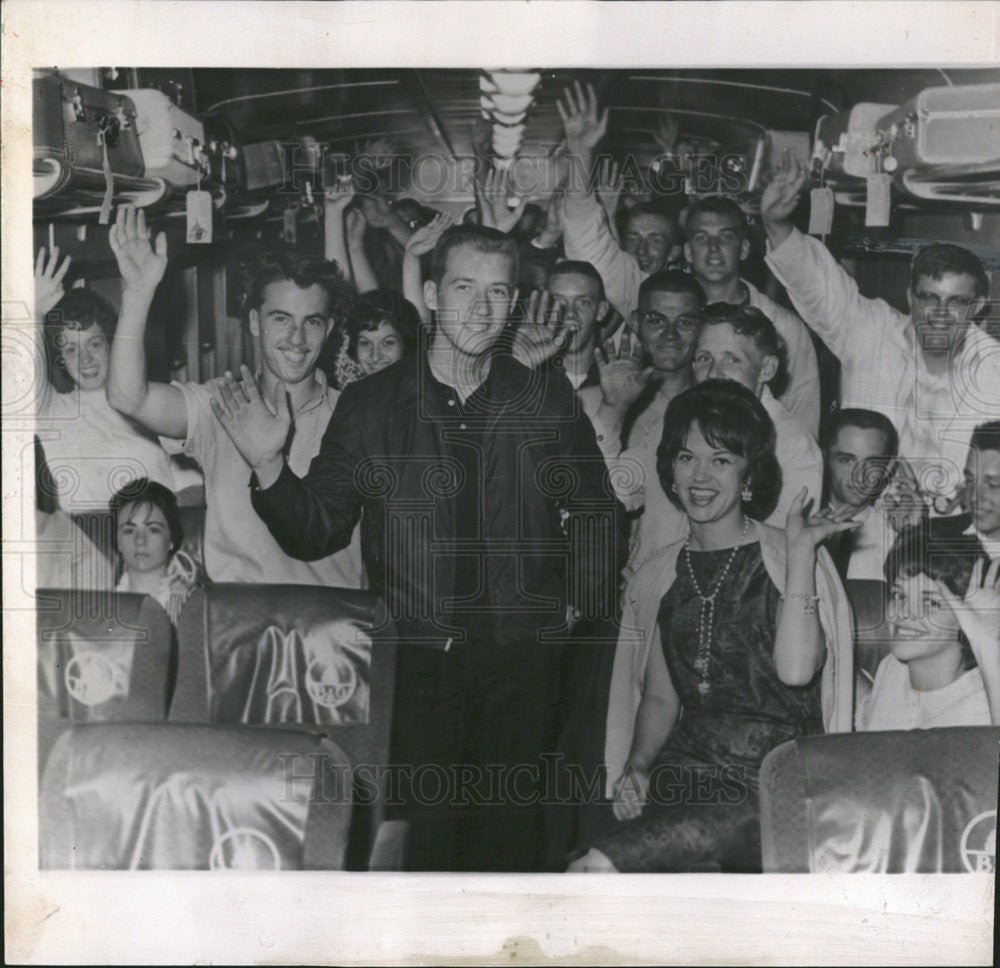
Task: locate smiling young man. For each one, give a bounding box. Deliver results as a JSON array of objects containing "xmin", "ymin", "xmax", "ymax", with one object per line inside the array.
[
  {"xmin": 219, "ymin": 225, "xmax": 625, "ymax": 872},
  {"xmin": 761, "ymin": 152, "xmax": 1000, "ymax": 515},
  {"xmin": 684, "ymin": 194, "xmax": 821, "ymax": 435},
  {"xmin": 105, "ymin": 205, "xmax": 362, "ymax": 587}
]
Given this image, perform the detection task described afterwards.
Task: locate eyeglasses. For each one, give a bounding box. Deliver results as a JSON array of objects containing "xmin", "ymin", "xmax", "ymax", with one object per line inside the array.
[
  {"xmin": 912, "ymin": 290, "xmax": 976, "ymax": 314},
  {"xmin": 634, "ymin": 312, "xmax": 701, "ymax": 333}
]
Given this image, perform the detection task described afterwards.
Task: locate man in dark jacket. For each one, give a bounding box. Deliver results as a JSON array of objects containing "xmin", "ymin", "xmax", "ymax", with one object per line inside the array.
[{"xmin": 212, "ymin": 225, "xmax": 625, "ymax": 871}]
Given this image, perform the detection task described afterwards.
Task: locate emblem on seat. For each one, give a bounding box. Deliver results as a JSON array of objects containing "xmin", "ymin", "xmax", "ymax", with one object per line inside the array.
[
  {"xmin": 64, "ymin": 651, "xmax": 127, "ymax": 706},
  {"xmin": 209, "ymin": 826, "xmax": 282, "ymax": 871},
  {"xmin": 960, "ymin": 810, "xmax": 996, "ymax": 873},
  {"xmin": 306, "ymin": 651, "xmax": 357, "ymax": 709}
]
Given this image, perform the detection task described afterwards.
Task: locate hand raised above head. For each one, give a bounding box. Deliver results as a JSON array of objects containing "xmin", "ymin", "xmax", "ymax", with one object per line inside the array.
[
  {"xmin": 405, "ymin": 210, "xmax": 455, "ymax": 257},
  {"xmin": 109, "ymin": 205, "xmax": 168, "ymax": 295},
  {"xmin": 209, "ymin": 364, "xmax": 290, "ymax": 473},
  {"xmin": 759, "ymin": 148, "xmax": 810, "ymax": 226},
  {"xmin": 34, "ymin": 245, "xmax": 72, "ymax": 319},
  {"xmin": 557, "ymin": 80, "xmax": 609, "ymax": 158}
]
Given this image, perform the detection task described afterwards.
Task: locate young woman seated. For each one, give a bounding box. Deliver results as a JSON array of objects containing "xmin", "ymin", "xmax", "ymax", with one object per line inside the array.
[
  {"xmin": 569, "ymin": 379, "xmax": 855, "ymax": 873},
  {"xmin": 110, "ymin": 478, "xmax": 200, "ymax": 624},
  {"xmin": 858, "ymin": 524, "xmax": 1000, "ymax": 730}
]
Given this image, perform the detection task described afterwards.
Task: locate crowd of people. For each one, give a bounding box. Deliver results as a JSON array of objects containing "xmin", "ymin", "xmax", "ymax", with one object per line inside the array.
[{"xmin": 33, "ymin": 81, "xmax": 1000, "ymax": 874}]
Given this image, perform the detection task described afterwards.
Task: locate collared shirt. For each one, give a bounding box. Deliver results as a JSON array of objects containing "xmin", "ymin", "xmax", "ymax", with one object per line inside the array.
[
  {"xmin": 162, "ymin": 370, "xmax": 364, "ymax": 586},
  {"xmin": 766, "ymin": 227, "xmax": 1000, "ymax": 504}
]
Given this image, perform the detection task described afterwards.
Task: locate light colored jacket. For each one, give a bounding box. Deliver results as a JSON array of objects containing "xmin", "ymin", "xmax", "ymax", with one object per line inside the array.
[{"xmin": 604, "ymin": 519, "xmax": 854, "ymax": 794}]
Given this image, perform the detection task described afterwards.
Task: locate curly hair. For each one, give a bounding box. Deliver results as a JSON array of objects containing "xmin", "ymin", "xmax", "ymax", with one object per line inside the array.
[
  {"xmin": 657, "ymin": 379, "xmax": 782, "ymax": 521},
  {"xmin": 242, "ymin": 245, "xmax": 350, "ymax": 321},
  {"xmin": 43, "ymin": 289, "xmax": 118, "ymax": 394},
  {"xmin": 345, "ymin": 289, "xmax": 421, "ymax": 361}
]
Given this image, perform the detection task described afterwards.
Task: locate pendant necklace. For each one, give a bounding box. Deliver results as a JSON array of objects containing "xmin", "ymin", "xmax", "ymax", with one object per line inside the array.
[{"xmin": 684, "ymin": 516, "xmax": 750, "ymax": 697}]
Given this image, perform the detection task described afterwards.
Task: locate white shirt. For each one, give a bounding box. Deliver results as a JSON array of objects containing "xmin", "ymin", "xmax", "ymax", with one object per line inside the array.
[
  {"xmin": 858, "ymin": 653, "xmax": 990, "ymax": 730},
  {"xmin": 766, "ymin": 227, "xmax": 1000, "ymax": 504},
  {"xmin": 36, "ymin": 388, "xmax": 196, "ymax": 512},
  {"xmin": 162, "ymin": 373, "xmax": 364, "ymax": 587},
  {"xmin": 964, "ymin": 522, "xmax": 1000, "ymax": 562}
]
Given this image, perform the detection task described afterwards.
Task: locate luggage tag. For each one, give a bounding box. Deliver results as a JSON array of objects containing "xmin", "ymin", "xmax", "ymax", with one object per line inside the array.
[
  {"xmin": 865, "ymin": 172, "xmax": 892, "ymax": 228},
  {"xmin": 186, "ymin": 180, "xmax": 213, "ymax": 244},
  {"xmin": 808, "ymin": 187, "xmax": 835, "ymax": 237}
]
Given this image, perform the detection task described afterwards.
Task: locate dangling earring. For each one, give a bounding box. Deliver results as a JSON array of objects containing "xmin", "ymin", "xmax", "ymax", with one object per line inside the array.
[
  {"xmin": 671, "ymin": 483, "xmax": 678, "ymax": 494},
  {"xmin": 741, "ymin": 483, "xmax": 752, "ymax": 503}
]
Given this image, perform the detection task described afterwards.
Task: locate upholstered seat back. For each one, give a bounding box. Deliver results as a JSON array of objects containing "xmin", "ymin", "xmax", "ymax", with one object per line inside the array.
[
  {"xmin": 39, "ymin": 722, "xmax": 352, "ymax": 870},
  {"xmin": 760, "ymin": 728, "xmax": 1000, "ymax": 873}
]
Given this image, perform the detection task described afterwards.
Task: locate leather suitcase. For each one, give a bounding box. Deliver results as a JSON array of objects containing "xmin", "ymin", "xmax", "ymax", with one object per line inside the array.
[
  {"xmin": 33, "ymin": 69, "xmax": 145, "ymax": 179},
  {"xmin": 127, "ymin": 88, "xmax": 207, "ymax": 187},
  {"xmin": 879, "ymin": 82, "xmax": 1000, "ymax": 169}
]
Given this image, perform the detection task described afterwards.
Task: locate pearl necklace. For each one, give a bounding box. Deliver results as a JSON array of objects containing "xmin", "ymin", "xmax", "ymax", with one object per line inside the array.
[{"xmin": 683, "ymin": 516, "xmax": 751, "ymax": 697}]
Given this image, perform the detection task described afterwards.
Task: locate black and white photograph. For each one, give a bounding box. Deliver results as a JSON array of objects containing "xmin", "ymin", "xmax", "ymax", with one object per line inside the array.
[{"xmin": 3, "ymin": 2, "xmax": 998, "ymax": 964}]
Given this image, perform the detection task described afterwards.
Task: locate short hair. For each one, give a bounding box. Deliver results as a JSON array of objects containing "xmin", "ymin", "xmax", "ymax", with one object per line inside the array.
[
  {"xmin": 884, "ymin": 522, "xmax": 989, "ymax": 669},
  {"xmin": 699, "ymin": 302, "xmax": 787, "ymax": 393},
  {"xmin": 624, "ymin": 202, "xmax": 678, "ymax": 239},
  {"xmin": 109, "ymin": 478, "xmax": 184, "ymax": 555},
  {"xmin": 43, "ymin": 289, "xmax": 118, "ymax": 393},
  {"xmin": 638, "ymin": 268, "xmax": 705, "ymax": 307},
  {"xmin": 244, "ymin": 246, "xmax": 349, "ymax": 318},
  {"xmin": 345, "ymin": 289, "xmax": 421, "ymax": 360},
  {"xmin": 547, "ymin": 260, "xmax": 606, "ymax": 300},
  {"xmin": 911, "ymin": 243, "xmax": 989, "ymax": 299},
  {"xmin": 429, "ymin": 225, "xmax": 519, "ymax": 287},
  {"xmin": 821, "ymin": 407, "xmax": 900, "ymax": 458},
  {"xmin": 969, "ymin": 420, "xmax": 1000, "ymax": 456},
  {"xmin": 656, "ymin": 379, "xmax": 782, "ymax": 521},
  {"xmin": 685, "ymin": 195, "xmax": 750, "ymax": 240}
]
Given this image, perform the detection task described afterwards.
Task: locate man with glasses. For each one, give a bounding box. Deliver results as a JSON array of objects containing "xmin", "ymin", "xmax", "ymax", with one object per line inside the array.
[{"xmin": 761, "ymin": 151, "xmax": 1000, "ymax": 518}]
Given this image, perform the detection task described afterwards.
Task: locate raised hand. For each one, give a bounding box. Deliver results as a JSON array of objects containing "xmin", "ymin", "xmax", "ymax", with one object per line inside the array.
[
  {"xmin": 34, "ymin": 246, "xmax": 72, "ymax": 319},
  {"xmin": 511, "ymin": 289, "xmax": 568, "ymax": 368},
  {"xmin": 324, "ymin": 177, "xmax": 356, "ymax": 215},
  {"xmin": 653, "ymin": 113, "xmax": 680, "ymax": 156},
  {"xmin": 595, "ymin": 330, "xmax": 655, "ymax": 410},
  {"xmin": 477, "ymin": 166, "xmax": 527, "ymax": 234},
  {"xmin": 883, "ymin": 457, "xmax": 929, "ymax": 533},
  {"xmin": 760, "ymin": 148, "xmax": 810, "ymax": 227},
  {"xmin": 937, "ymin": 558, "xmax": 1000, "ymax": 661},
  {"xmin": 534, "ymin": 189, "xmax": 565, "ymax": 248},
  {"xmin": 109, "ymin": 205, "xmax": 168, "ymax": 295},
  {"xmin": 405, "ymin": 210, "xmax": 454, "ymax": 257},
  {"xmin": 612, "ymin": 762, "xmax": 650, "ymax": 821},
  {"xmin": 556, "ymin": 80, "xmax": 609, "ymax": 158},
  {"xmin": 785, "ymin": 487, "xmax": 861, "ymax": 556},
  {"xmin": 209, "ymin": 365, "xmax": 291, "ymax": 473}
]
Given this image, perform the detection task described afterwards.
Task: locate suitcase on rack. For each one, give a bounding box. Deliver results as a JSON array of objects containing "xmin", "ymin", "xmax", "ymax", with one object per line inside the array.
[
  {"xmin": 33, "ymin": 68, "xmax": 145, "ymax": 202},
  {"xmin": 127, "ymin": 88, "xmax": 207, "ymax": 187}
]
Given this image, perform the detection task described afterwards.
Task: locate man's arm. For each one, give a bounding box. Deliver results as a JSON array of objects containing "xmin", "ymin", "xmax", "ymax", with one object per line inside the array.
[
  {"xmin": 106, "ymin": 206, "xmax": 188, "ymax": 438},
  {"xmin": 240, "ymin": 380, "xmax": 366, "ymax": 562},
  {"xmin": 323, "ymin": 182, "xmax": 356, "ymax": 286},
  {"xmin": 32, "ymin": 245, "xmax": 72, "ymax": 412},
  {"xmin": 761, "ymin": 151, "xmax": 897, "ymax": 361},
  {"xmin": 558, "ymin": 82, "xmax": 642, "ymax": 318}
]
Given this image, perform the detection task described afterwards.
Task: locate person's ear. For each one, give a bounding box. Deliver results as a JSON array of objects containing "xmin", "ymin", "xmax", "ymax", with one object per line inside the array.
[
  {"xmin": 423, "ymin": 279, "xmax": 439, "ymax": 313},
  {"xmin": 970, "ymin": 295, "xmax": 987, "ymax": 318},
  {"xmin": 759, "ymin": 353, "xmax": 779, "ymax": 387},
  {"xmin": 906, "ymin": 288, "xmax": 914, "ymax": 315},
  {"xmin": 626, "ymin": 311, "xmax": 640, "ymax": 335},
  {"xmin": 249, "ymin": 308, "xmax": 261, "ymax": 338},
  {"xmin": 597, "ymin": 299, "xmax": 610, "ymax": 320},
  {"xmin": 739, "ymin": 238, "xmax": 751, "ymax": 263},
  {"xmin": 324, "ymin": 317, "xmax": 335, "ymax": 340},
  {"xmin": 509, "ymin": 287, "xmax": 519, "ymax": 316},
  {"xmin": 683, "ymin": 241, "xmax": 693, "ymax": 265}
]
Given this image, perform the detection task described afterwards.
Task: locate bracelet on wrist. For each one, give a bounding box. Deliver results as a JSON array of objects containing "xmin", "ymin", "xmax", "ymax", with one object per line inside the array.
[{"xmin": 781, "ymin": 592, "xmax": 819, "ymax": 615}]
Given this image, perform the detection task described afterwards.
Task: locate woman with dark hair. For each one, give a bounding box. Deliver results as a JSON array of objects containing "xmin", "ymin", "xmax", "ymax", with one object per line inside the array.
[
  {"xmin": 34, "ymin": 247, "xmax": 197, "ymax": 511},
  {"xmin": 345, "ymin": 289, "xmax": 421, "ymax": 378},
  {"xmin": 110, "ymin": 478, "xmax": 200, "ymax": 623},
  {"xmin": 569, "ymin": 379, "xmax": 856, "ymax": 872}
]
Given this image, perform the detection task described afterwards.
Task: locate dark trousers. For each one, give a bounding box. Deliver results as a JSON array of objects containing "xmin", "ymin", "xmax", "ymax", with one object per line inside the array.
[{"xmin": 389, "ymin": 638, "xmax": 564, "ymax": 872}]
